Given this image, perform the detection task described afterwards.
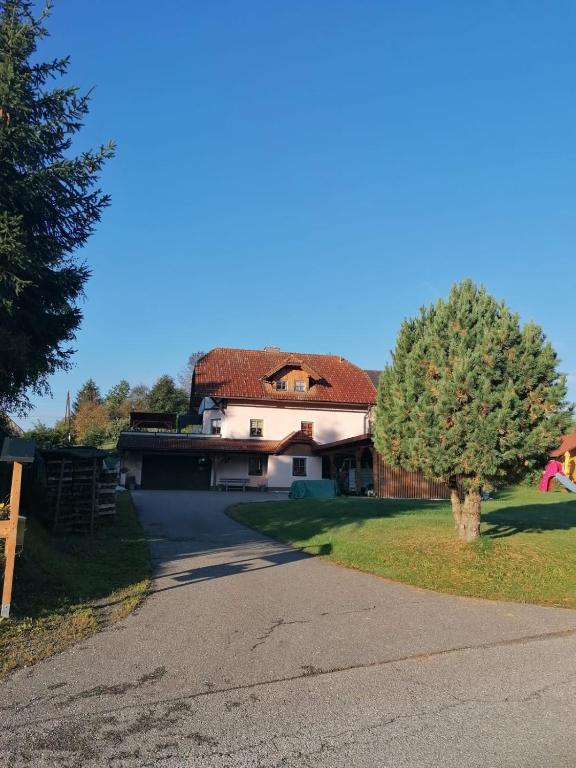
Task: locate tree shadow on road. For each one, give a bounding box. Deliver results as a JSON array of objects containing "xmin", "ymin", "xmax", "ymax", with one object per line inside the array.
[{"xmin": 150, "ymin": 543, "xmax": 332, "ymax": 593}]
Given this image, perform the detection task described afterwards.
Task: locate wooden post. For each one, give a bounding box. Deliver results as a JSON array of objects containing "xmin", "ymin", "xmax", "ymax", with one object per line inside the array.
[
  {"xmin": 355, "ymin": 449, "xmax": 363, "ymax": 495},
  {"xmin": 53, "ymin": 458, "xmax": 65, "ymax": 533},
  {"xmin": 90, "ymin": 458, "xmax": 98, "ymax": 535},
  {"xmin": 1, "ymin": 462, "xmax": 23, "ymax": 619},
  {"xmin": 329, "ymin": 454, "xmax": 336, "ymax": 480},
  {"xmin": 371, "ymin": 447, "xmax": 379, "ymax": 497}
]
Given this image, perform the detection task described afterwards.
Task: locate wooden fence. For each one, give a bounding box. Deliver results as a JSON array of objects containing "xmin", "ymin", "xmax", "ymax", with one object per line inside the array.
[
  {"xmin": 375, "ymin": 458, "xmax": 452, "ymax": 500},
  {"xmin": 45, "ymin": 456, "xmax": 116, "ymax": 534}
]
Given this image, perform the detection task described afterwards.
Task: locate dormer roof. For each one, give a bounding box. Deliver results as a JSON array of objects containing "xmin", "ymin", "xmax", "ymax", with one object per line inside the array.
[
  {"xmin": 193, "ymin": 348, "xmax": 376, "ymax": 406},
  {"xmin": 260, "ymin": 355, "xmax": 324, "ymax": 383}
]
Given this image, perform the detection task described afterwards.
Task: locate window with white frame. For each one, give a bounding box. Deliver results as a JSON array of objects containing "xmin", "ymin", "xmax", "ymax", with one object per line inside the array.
[
  {"xmin": 294, "ymin": 380, "xmax": 307, "ymax": 392},
  {"xmin": 250, "ymin": 419, "xmax": 263, "ymax": 437},
  {"xmin": 211, "ymin": 418, "xmax": 221, "ymax": 435},
  {"xmin": 274, "ymin": 380, "xmax": 287, "ymax": 390},
  {"xmin": 292, "ymin": 457, "xmax": 307, "ymax": 477}
]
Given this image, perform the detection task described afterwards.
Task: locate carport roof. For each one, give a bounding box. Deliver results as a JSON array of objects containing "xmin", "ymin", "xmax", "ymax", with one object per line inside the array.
[{"xmin": 117, "ymin": 432, "xmax": 315, "ymax": 455}]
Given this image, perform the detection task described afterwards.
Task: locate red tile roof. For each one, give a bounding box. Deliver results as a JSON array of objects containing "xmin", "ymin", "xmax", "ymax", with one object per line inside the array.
[
  {"xmin": 193, "ymin": 348, "xmax": 376, "ymax": 405},
  {"xmin": 275, "ymin": 430, "xmax": 317, "ymax": 453},
  {"xmin": 551, "ymin": 431, "xmax": 576, "ymax": 457}
]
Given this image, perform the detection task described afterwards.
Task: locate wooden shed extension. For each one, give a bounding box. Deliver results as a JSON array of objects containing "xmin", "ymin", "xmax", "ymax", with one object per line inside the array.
[{"xmin": 315, "ymin": 435, "xmax": 453, "ymax": 500}]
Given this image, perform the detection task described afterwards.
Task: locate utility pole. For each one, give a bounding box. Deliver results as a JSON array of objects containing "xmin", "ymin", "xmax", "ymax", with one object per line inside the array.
[{"xmin": 65, "ymin": 391, "xmax": 71, "ymax": 445}]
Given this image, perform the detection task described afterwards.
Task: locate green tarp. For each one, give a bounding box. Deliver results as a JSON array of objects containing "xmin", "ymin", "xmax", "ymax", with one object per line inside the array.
[{"xmin": 289, "ymin": 479, "xmax": 338, "ymax": 499}]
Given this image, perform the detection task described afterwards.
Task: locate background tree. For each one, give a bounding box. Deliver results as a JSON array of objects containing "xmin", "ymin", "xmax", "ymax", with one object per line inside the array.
[
  {"xmin": 25, "ymin": 418, "xmax": 70, "ymax": 449},
  {"xmin": 74, "ymin": 399, "xmax": 108, "ymax": 446},
  {"xmin": 0, "ymin": 1, "xmax": 114, "ymax": 415},
  {"xmin": 127, "ymin": 384, "xmax": 150, "ymax": 411},
  {"xmin": 178, "ymin": 351, "xmax": 205, "ymax": 393},
  {"xmin": 148, "ymin": 375, "xmax": 189, "ymax": 414},
  {"xmin": 374, "ymin": 280, "xmax": 572, "ymax": 543},
  {"xmin": 72, "ymin": 378, "xmax": 101, "ymax": 414},
  {"xmin": 105, "ymin": 379, "xmax": 130, "ymax": 419}
]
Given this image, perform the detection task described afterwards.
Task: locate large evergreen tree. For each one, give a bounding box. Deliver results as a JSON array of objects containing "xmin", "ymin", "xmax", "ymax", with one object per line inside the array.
[
  {"xmin": 374, "ymin": 280, "xmax": 572, "ymax": 542},
  {"xmin": 72, "ymin": 378, "xmax": 101, "ymax": 414},
  {"xmin": 148, "ymin": 375, "xmax": 189, "ymax": 414},
  {"xmin": 0, "ymin": 1, "xmax": 114, "ymax": 414}
]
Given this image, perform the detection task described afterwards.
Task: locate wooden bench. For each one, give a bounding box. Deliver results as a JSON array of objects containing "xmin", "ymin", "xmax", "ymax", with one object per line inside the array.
[{"xmin": 218, "ymin": 478, "xmax": 250, "ymax": 492}]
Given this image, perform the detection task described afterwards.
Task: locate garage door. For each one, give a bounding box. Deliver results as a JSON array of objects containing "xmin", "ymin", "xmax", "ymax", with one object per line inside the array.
[{"xmin": 141, "ymin": 455, "xmax": 212, "ymax": 490}]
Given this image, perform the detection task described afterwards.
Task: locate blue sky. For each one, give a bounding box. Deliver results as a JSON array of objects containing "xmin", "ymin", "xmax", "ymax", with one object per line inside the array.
[{"xmin": 18, "ymin": 0, "xmax": 576, "ymax": 426}]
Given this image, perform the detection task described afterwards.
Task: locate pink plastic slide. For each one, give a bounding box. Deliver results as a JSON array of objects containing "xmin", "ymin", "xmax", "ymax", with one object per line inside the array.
[{"xmin": 539, "ymin": 460, "xmax": 565, "ymax": 492}]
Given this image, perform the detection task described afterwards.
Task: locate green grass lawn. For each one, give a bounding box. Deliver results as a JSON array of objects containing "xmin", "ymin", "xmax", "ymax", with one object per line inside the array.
[
  {"xmin": 229, "ymin": 485, "xmax": 576, "ymax": 608},
  {"xmin": 0, "ymin": 491, "xmax": 150, "ymax": 678}
]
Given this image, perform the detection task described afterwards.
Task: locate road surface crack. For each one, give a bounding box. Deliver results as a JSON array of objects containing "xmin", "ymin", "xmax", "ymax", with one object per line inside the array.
[{"xmin": 251, "ymin": 618, "xmax": 309, "ymax": 651}]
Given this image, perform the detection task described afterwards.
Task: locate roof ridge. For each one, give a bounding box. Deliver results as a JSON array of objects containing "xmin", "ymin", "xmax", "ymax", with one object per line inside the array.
[{"xmin": 208, "ymin": 347, "xmax": 344, "ymax": 359}]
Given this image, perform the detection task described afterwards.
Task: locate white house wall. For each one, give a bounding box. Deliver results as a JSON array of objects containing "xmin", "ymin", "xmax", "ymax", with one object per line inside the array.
[
  {"xmin": 202, "ymin": 403, "xmax": 367, "ymax": 443},
  {"xmin": 267, "ymin": 455, "xmax": 322, "ymax": 487},
  {"xmin": 212, "ymin": 456, "xmax": 265, "ymax": 486},
  {"xmin": 122, "ymin": 451, "xmax": 142, "ymax": 486}
]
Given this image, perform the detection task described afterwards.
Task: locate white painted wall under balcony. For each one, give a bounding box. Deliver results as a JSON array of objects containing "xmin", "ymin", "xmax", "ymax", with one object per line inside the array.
[
  {"xmin": 201, "ymin": 402, "xmax": 367, "ymax": 443},
  {"xmin": 267, "ymin": 455, "xmax": 322, "ymax": 487}
]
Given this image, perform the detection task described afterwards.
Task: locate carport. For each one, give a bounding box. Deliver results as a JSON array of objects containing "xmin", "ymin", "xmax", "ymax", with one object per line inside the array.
[{"xmin": 140, "ymin": 454, "xmax": 211, "ymax": 490}]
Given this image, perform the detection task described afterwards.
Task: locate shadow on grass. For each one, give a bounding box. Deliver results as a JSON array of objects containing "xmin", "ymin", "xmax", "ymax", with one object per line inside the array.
[
  {"xmin": 483, "ymin": 499, "xmax": 576, "ymax": 538},
  {"xmin": 230, "ymin": 497, "xmax": 449, "ymax": 543},
  {"xmin": 3, "ymin": 495, "xmax": 150, "ymax": 622},
  {"xmin": 235, "ymin": 493, "xmax": 576, "ymax": 545}
]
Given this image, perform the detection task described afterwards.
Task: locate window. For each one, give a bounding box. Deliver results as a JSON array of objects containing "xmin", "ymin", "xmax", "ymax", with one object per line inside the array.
[
  {"xmin": 301, "ymin": 421, "xmax": 313, "ymax": 438},
  {"xmin": 274, "ymin": 380, "xmax": 287, "ymax": 391},
  {"xmin": 250, "ymin": 419, "xmax": 263, "ymax": 437},
  {"xmin": 294, "ymin": 380, "xmax": 307, "ymax": 392},
  {"xmin": 211, "ymin": 418, "xmax": 221, "ymax": 435},
  {"xmin": 292, "ymin": 457, "xmax": 307, "ymax": 477},
  {"xmin": 248, "ymin": 456, "xmax": 264, "ymax": 476}
]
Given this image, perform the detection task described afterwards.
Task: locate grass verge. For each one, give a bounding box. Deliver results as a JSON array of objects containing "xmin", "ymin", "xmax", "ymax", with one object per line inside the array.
[
  {"xmin": 0, "ymin": 491, "xmax": 150, "ymax": 678},
  {"xmin": 229, "ymin": 485, "xmax": 576, "ymax": 608}
]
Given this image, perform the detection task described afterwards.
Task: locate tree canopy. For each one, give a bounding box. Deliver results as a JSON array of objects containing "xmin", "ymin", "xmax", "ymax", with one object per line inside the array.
[
  {"xmin": 105, "ymin": 380, "xmax": 130, "ymax": 419},
  {"xmin": 374, "ymin": 280, "xmax": 572, "ymax": 542},
  {"xmin": 178, "ymin": 351, "xmax": 205, "ymax": 393},
  {"xmin": 72, "ymin": 378, "xmax": 101, "ymax": 414},
  {"xmin": 148, "ymin": 375, "xmax": 189, "ymax": 414},
  {"xmin": 0, "ymin": 1, "xmax": 114, "ymax": 414}
]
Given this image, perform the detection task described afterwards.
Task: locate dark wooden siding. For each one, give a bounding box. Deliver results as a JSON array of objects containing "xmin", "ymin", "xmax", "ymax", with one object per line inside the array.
[{"xmin": 376, "ymin": 458, "xmax": 451, "ymax": 500}]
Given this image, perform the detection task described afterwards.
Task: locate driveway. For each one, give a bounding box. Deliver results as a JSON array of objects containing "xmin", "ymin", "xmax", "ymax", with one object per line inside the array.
[{"xmin": 1, "ymin": 490, "xmax": 576, "ymax": 767}]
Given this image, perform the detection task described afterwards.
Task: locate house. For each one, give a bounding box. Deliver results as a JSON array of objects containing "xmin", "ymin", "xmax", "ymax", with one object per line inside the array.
[
  {"xmin": 118, "ymin": 347, "xmax": 376, "ymax": 490},
  {"xmin": 117, "ymin": 346, "xmax": 456, "ymax": 498}
]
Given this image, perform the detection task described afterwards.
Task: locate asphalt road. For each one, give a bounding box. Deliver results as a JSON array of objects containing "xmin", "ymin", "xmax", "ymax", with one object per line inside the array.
[{"xmin": 1, "ymin": 490, "xmax": 576, "ymax": 767}]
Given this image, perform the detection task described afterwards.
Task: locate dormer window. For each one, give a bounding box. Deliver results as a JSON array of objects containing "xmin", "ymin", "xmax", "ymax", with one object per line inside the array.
[{"xmin": 261, "ymin": 356, "xmax": 324, "ymax": 393}]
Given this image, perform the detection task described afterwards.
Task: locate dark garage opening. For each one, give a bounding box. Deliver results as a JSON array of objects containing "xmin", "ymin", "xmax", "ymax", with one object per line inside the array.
[{"xmin": 141, "ymin": 454, "xmax": 212, "ymax": 490}]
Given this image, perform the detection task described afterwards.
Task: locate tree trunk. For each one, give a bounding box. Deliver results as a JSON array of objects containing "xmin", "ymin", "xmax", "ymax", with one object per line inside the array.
[
  {"xmin": 450, "ymin": 487, "xmax": 462, "ymax": 533},
  {"xmin": 459, "ymin": 489, "xmax": 481, "ymax": 543}
]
